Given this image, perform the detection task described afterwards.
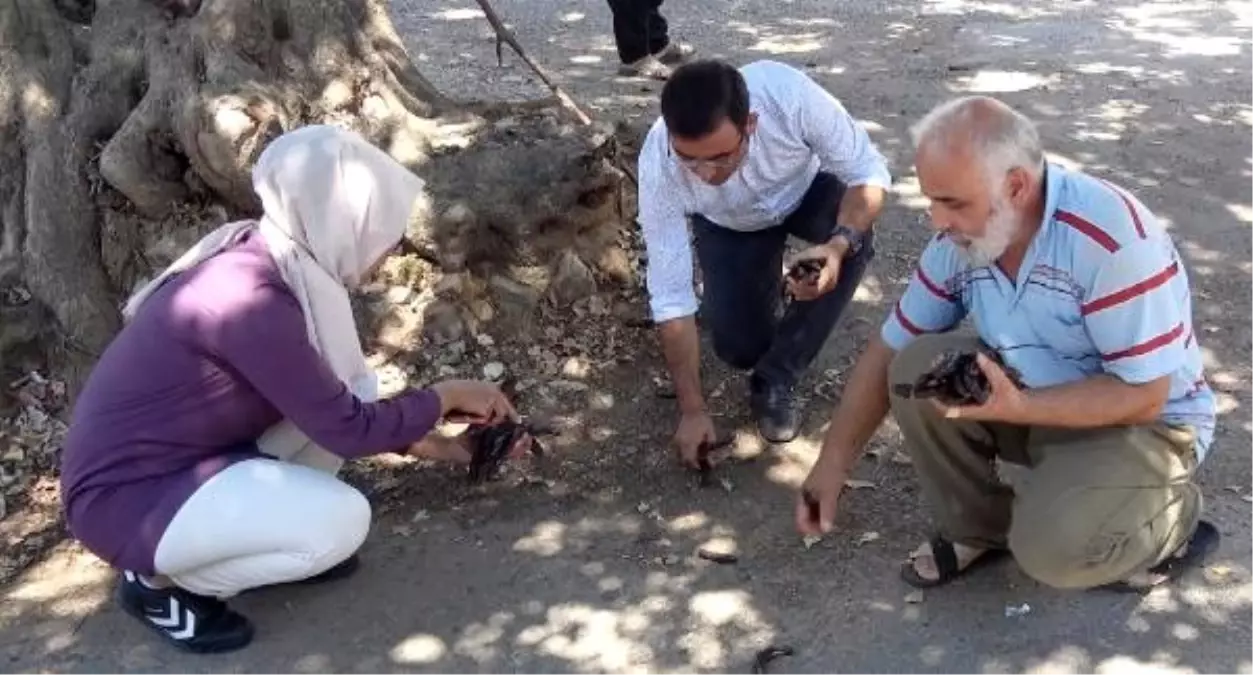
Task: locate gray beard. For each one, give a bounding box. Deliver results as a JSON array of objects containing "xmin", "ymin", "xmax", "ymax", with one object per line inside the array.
[{"xmin": 959, "ymin": 201, "xmax": 1017, "ymax": 267}]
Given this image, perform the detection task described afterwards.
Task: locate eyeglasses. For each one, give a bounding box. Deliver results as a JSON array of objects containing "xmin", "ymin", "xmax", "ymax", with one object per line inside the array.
[{"xmin": 669, "ymin": 130, "xmax": 748, "ymax": 172}]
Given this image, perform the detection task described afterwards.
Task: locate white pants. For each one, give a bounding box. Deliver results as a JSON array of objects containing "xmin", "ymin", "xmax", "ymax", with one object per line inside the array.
[{"xmin": 152, "ymin": 458, "xmax": 371, "ymax": 598}]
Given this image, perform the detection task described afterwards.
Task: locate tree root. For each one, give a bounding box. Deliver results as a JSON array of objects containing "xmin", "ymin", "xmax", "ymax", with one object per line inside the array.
[{"xmin": 2, "ymin": 0, "xmax": 638, "ymax": 397}]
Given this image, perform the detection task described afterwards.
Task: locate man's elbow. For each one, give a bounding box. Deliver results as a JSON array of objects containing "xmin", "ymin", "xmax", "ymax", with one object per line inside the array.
[{"xmin": 1129, "ymin": 376, "xmax": 1172, "ymax": 424}]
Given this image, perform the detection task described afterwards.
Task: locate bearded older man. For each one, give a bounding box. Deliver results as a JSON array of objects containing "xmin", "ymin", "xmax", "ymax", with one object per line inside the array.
[{"xmin": 796, "ymin": 96, "xmax": 1219, "ymax": 592}]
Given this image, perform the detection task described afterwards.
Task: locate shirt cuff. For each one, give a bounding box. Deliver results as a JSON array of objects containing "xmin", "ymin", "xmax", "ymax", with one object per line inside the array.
[
  {"xmin": 844, "ymin": 164, "xmax": 893, "ymax": 189},
  {"xmin": 650, "ymin": 294, "xmax": 700, "ymax": 323}
]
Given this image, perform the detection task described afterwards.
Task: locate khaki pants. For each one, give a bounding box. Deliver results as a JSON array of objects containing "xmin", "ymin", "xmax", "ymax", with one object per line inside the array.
[{"xmin": 889, "ymin": 334, "xmax": 1202, "ymax": 589}]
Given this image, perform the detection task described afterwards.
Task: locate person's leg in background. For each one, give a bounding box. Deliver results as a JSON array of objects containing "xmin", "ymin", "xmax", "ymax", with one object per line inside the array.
[
  {"xmin": 751, "ymin": 172, "xmax": 873, "ymax": 442},
  {"xmin": 605, "ymin": 0, "xmax": 694, "ymax": 80},
  {"xmin": 118, "ymin": 458, "xmax": 372, "ymax": 653}
]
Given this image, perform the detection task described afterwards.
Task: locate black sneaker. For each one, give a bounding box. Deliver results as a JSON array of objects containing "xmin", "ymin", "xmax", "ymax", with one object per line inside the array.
[
  {"xmin": 750, "ymin": 376, "xmax": 802, "ymax": 443},
  {"xmin": 117, "ymin": 571, "xmax": 254, "ymax": 654}
]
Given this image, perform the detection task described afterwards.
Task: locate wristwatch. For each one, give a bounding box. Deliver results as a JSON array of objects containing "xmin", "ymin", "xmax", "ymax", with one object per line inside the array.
[{"xmin": 830, "ymin": 224, "xmax": 867, "ymax": 257}]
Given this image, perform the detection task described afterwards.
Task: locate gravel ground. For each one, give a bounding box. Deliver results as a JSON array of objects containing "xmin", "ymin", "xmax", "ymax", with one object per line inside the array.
[{"xmin": 1, "ymin": 0, "xmax": 1250, "ymax": 672}]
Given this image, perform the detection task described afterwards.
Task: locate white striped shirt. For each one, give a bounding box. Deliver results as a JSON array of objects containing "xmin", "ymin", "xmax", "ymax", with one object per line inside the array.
[
  {"xmin": 636, "ymin": 60, "xmax": 893, "ymax": 323},
  {"xmin": 882, "ymin": 163, "xmax": 1216, "ymax": 459}
]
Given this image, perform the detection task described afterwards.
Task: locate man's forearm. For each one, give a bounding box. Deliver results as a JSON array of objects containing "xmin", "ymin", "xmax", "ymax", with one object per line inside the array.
[
  {"xmin": 817, "ymin": 335, "xmax": 895, "ymax": 475},
  {"xmin": 827, "ymin": 184, "xmax": 886, "ymax": 256},
  {"xmin": 835, "ymin": 184, "xmax": 886, "ymax": 232},
  {"xmin": 1013, "ymin": 374, "xmax": 1170, "ymax": 428},
  {"xmin": 656, "ymin": 317, "xmax": 705, "ymax": 413}
]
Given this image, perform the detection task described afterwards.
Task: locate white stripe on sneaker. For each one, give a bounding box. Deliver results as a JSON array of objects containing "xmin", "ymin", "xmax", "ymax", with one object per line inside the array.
[{"xmin": 144, "ymin": 595, "xmax": 197, "ymax": 641}]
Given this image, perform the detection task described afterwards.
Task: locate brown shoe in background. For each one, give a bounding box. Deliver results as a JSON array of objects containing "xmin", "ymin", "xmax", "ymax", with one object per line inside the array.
[
  {"xmin": 618, "ymin": 54, "xmax": 673, "ymax": 80},
  {"xmin": 654, "ymin": 41, "xmax": 696, "ymax": 65}
]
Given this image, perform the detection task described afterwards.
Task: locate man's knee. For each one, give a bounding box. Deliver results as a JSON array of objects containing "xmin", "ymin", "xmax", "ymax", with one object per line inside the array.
[
  {"xmin": 1008, "ymin": 481, "xmax": 1200, "ymax": 589},
  {"xmin": 711, "ymin": 330, "xmax": 767, "ymax": 371}
]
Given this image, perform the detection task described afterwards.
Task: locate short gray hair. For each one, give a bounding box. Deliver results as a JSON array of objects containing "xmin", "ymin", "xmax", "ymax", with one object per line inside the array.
[{"xmin": 909, "ymin": 96, "xmax": 1045, "ymax": 185}]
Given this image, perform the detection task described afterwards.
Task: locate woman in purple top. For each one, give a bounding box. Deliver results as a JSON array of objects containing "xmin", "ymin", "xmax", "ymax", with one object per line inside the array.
[{"xmin": 59, "ymin": 126, "xmax": 527, "ymax": 654}]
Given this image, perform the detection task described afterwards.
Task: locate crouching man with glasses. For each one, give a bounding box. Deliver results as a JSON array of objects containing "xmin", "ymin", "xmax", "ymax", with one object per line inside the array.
[{"xmin": 635, "ymin": 58, "xmax": 892, "ymax": 469}]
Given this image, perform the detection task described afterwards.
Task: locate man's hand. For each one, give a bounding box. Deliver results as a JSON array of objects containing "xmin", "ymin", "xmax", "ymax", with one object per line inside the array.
[
  {"xmin": 673, "ymin": 411, "xmax": 717, "ymax": 469},
  {"xmin": 932, "ymin": 353, "xmax": 1028, "ymax": 424},
  {"xmin": 785, "ymin": 243, "xmax": 844, "ymax": 302},
  {"xmin": 430, "ymin": 380, "xmax": 519, "ymax": 425},
  {"xmin": 796, "ymin": 454, "xmax": 847, "ymax": 535}
]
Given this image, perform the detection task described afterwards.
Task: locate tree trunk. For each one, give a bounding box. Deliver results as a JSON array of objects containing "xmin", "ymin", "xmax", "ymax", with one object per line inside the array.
[{"xmin": 0, "ymin": 0, "xmax": 635, "ymax": 400}]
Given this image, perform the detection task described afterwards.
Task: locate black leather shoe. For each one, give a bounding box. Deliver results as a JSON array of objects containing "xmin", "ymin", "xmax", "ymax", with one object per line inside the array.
[{"xmin": 750, "ymin": 376, "xmax": 802, "ymax": 443}]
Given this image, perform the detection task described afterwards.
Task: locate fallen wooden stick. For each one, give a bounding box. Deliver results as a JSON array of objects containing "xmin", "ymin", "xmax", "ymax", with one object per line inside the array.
[{"xmin": 471, "ymin": 0, "xmax": 593, "ymax": 126}]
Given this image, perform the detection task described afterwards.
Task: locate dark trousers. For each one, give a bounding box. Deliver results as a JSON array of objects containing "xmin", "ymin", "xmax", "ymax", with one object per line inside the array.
[
  {"xmin": 692, "ymin": 172, "xmax": 873, "ymax": 389},
  {"xmin": 605, "ymin": 0, "xmax": 669, "ymax": 63}
]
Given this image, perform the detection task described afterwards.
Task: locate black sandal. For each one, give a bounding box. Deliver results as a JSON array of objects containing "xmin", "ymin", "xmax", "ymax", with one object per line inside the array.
[
  {"xmin": 1098, "ymin": 520, "xmax": 1221, "ymax": 594},
  {"xmin": 900, "ymin": 535, "xmax": 1005, "ymax": 589}
]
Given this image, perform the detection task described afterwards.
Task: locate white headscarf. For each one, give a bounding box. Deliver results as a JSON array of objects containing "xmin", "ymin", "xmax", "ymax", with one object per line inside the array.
[{"xmin": 123, "ymin": 125, "xmax": 429, "ymax": 473}]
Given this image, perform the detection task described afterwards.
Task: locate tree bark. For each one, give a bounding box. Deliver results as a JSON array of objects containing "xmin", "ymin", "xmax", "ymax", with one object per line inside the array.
[{"xmin": 0, "ymin": 0, "xmax": 634, "ymax": 398}]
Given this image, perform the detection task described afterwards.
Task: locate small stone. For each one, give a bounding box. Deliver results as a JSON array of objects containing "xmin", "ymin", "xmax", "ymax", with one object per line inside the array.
[
  {"xmin": 802, "ymin": 535, "xmax": 823, "ymax": 550},
  {"xmin": 422, "ymin": 300, "xmax": 466, "ymax": 345},
  {"xmin": 489, "ymin": 274, "xmax": 541, "ymax": 319},
  {"xmin": 549, "ymin": 379, "xmax": 589, "ymax": 392},
  {"xmin": 1004, "ymin": 602, "xmax": 1031, "ymax": 618},
  {"xmin": 586, "ymin": 295, "xmax": 609, "ymax": 316},
  {"xmin": 855, "ymin": 531, "xmax": 881, "ymax": 546},
  {"xmin": 411, "ymin": 509, "xmax": 431, "ymax": 522},
  {"xmin": 438, "ymin": 365, "xmax": 458, "ymax": 377},
  {"xmin": 844, "ymin": 479, "xmax": 877, "ymax": 490},
  {"xmin": 386, "ymin": 285, "xmax": 414, "ymax": 304},
  {"xmin": 561, "ymin": 357, "xmax": 590, "ymax": 379},
  {"xmin": 549, "ymin": 251, "xmax": 597, "ymax": 305},
  {"xmin": 636, "ymin": 501, "xmax": 651, "ymax": 514},
  {"xmin": 905, "ymin": 590, "xmax": 924, "ymax": 604},
  {"xmin": 468, "ymin": 299, "xmax": 494, "ymax": 323},
  {"xmin": 483, "ymin": 362, "xmax": 506, "ymax": 380},
  {"xmin": 475, "ymin": 334, "xmax": 495, "ymax": 347},
  {"xmin": 663, "ymin": 554, "xmax": 680, "ymax": 566},
  {"xmin": 1243, "ymin": 495, "xmax": 1252, "ymax": 504}
]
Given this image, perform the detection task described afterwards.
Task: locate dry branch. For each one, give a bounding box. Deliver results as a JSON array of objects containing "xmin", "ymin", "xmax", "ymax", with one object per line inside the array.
[{"xmin": 470, "ymin": 0, "xmax": 593, "ymax": 126}]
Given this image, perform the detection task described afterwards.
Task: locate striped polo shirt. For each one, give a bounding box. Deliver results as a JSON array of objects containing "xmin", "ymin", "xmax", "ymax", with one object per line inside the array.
[{"xmin": 882, "ymin": 163, "xmax": 1216, "ymax": 460}]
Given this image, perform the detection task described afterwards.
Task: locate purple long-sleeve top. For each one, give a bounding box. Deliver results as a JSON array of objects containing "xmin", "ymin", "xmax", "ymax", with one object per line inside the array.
[{"xmin": 59, "ymin": 229, "xmax": 441, "ymax": 576}]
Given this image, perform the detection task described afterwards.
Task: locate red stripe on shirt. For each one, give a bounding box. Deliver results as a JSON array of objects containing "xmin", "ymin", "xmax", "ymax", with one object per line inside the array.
[
  {"xmin": 917, "ymin": 268, "xmax": 956, "ymax": 303},
  {"xmin": 1081, "ymin": 261, "xmax": 1179, "ymax": 315},
  {"xmin": 1100, "ymin": 179, "xmax": 1147, "ymax": 239},
  {"xmin": 894, "ymin": 303, "xmax": 925, "ymax": 336},
  {"xmin": 1056, "ymin": 210, "xmax": 1120, "ymax": 253},
  {"xmin": 1102, "ymin": 321, "xmax": 1185, "ymax": 361}
]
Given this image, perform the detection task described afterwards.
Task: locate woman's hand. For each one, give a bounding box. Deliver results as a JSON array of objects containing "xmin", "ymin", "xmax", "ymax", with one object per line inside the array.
[
  {"xmin": 430, "ymin": 380, "xmax": 518, "ymax": 425},
  {"xmin": 407, "ymin": 429, "xmax": 534, "ymax": 465}
]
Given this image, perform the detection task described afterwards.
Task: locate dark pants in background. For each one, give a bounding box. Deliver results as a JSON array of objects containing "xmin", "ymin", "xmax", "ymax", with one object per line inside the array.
[
  {"xmin": 605, "ymin": 0, "xmax": 670, "ymax": 63},
  {"xmin": 692, "ymin": 172, "xmax": 873, "ymax": 390}
]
